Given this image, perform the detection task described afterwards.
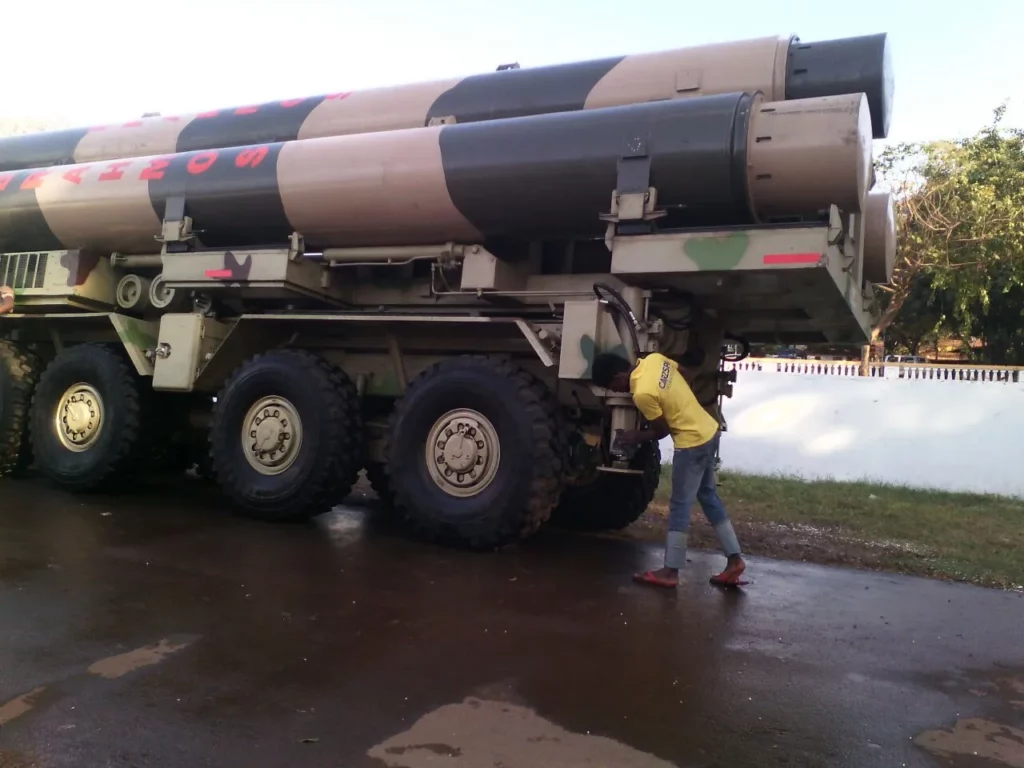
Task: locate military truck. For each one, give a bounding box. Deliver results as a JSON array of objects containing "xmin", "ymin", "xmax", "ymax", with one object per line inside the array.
[{"xmin": 0, "ymin": 33, "xmax": 895, "ymax": 550}]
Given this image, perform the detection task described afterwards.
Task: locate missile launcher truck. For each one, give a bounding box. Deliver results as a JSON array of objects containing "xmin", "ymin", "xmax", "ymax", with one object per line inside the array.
[{"xmin": 0, "ymin": 32, "xmax": 895, "ymax": 549}]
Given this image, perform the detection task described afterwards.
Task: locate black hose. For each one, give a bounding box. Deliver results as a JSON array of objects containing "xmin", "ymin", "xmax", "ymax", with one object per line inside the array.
[{"xmin": 592, "ymin": 282, "xmax": 642, "ymax": 359}]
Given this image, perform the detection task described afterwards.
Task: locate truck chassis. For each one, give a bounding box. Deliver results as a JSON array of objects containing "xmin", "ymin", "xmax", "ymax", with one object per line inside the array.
[{"xmin": 0, "ymin": 196, "xmax": 876, "ymax": 549}]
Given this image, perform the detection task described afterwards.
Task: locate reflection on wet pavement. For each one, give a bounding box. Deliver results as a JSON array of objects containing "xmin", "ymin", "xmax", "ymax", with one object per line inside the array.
[{"xmin": 0, "ymin": 476, "xmax": 1021, "ymax": 767}]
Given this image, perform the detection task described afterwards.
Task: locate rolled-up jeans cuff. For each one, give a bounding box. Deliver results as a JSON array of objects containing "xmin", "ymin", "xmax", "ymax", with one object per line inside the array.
[
  {"xmin": 713, "ymin": 521, "xmax": 741, "ymax": 557},
  {"xmin": 665, "ymin": 530, "xmax": 688, "ymax": 569}
]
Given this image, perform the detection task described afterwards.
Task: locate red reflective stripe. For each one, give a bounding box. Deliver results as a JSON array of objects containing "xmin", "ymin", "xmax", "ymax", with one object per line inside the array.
[
  {"xmin": 205, "ymin": 269, "xmax": 233, "ymax": 278},
  {"xmin": 763, "ymin": 253, "xmax": 821, "ymax": 265}
]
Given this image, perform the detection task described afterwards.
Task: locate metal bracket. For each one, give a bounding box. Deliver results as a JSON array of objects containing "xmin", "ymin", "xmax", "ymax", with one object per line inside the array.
[
  {"xmin": 288, "ymin": 231, "xmax": 305, "ymax": 262},
  {"xmin": 155, "ymin": 196, "xmax": 195, "ymax": 253},
  {"xmin": 599, "ymin": 136, "xmax": 666, "ymax": 248}
]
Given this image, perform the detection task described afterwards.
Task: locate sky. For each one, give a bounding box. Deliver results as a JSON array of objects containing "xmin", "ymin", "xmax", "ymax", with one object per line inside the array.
[{"xmin": 3, "ymin": 0, "xmax": 1022, "ymax": 149}]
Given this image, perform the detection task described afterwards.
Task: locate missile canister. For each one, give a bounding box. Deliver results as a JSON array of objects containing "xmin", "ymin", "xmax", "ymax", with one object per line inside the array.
[
  {"xmin": 0, "ymin": 33, "xmax": 891, "ymax": 174},
  {"xmin": 0, "ymin": 92, "xmax": 871, "ymax": 256}
]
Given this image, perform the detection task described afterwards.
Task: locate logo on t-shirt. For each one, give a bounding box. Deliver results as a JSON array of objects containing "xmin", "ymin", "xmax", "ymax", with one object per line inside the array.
[{"xmin": 658, "ymin": 360, "xmax": 672, "ymax": 390}]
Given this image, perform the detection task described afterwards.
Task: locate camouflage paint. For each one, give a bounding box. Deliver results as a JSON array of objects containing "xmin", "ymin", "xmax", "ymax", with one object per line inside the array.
[
  {"xmin": 175, "ymin": 98, "xmax": 324, "ymax": 153},
  {"xmin": 0, "ymin": 170, "xmax": 63, "ymax": 252},
  {"xmin": 0, "ymin": 33, "xmax": 892, "ymax": 174},
  {"xmin": 578, "ymin": 334, "xmax": 628, "ymax": 378},
  {"xmin": 0, "ymin": 93, "xmax": 871, "ymax": 255},
  {"xmin": 682, "ymin": 232, "xmax": 751, "ymax": 270},
  {"xmin": 437, "ymin": 93, "xmax": 757, "ymax": 238},
  {"xmin": 115, "ymin": 317, "xmax": 158, "ymax": 350},
  {"xmin": 426, "ymin": 57, "xmax": 624, "ymax": 123},
  {"xmin": 0, "ymin": 127, "xmax": 90, "ymax": 172},
  {"xmin": 146, "ymin": 143, "xmax": 291, "ymax": 247}
]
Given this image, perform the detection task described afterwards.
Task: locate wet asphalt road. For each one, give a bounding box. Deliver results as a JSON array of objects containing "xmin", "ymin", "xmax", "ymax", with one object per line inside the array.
[{"xmin": 1, "ymin": 476, "xmax": 1022, "ymax": 768}]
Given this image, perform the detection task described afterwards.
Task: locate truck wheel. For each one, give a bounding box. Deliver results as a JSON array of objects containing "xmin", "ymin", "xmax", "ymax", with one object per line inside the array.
[
  {"xmin": 0, "ymin": 341, "xmax": 41, "ymax": 477},
  {"xmin": 551, "ymin": 440, "xmax": 662, "ymax": 531},
  {"xmin": 209, "ymin": 349, "xmax": 363, "ymax": 522},
  {"xmin": 28, "ymin": 343, "xmax": 144, "ymax": 492},
  {"xmin": 385, "ymin": 356, "xmax": 564, "ymax": 550}
]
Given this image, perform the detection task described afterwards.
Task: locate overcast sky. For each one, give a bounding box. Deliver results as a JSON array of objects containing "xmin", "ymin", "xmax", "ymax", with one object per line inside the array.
[{"xmin": 3, "ymin": 0, "xmax": 1020, "ymax": 148}]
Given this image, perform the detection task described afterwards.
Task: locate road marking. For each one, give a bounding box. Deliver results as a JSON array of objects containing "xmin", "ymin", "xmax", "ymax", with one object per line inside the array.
[
  {"xmin": 87, "ymin": 637, "xmax": 193, "ymax": 680},
  {"xmin": 0, "ymin": 687, "xmax": 46, "ymax": 726}
]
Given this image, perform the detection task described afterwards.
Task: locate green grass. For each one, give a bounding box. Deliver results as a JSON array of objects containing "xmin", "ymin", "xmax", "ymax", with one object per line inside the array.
[{"xmin": 647, "ymin": 467, "xmax": 1024, "ymax": 590}]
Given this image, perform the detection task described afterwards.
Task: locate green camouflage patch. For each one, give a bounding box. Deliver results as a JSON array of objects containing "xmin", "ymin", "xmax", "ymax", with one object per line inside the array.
[{"xmin": 683, "ymin": 232, "xmax": 750, "ymax": 270}]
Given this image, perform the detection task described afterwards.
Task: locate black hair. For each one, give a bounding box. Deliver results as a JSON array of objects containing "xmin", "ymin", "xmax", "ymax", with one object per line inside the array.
[{"xmin": 591, "ymin": 353, "xmax": 632, "ymax": 388}]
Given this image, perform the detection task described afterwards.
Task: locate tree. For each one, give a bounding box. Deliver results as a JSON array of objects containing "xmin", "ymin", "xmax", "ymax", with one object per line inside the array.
[
  {"xmin": 960, "ymin": 263, "xmax": 1024, "ymax": 364},
  {"xmin": 882, "ymin": 272, "xmax": 949, "ymax": 357},
  {"xmin": 866, "ymin": 105, "xmax": 1024, "ymax": 365}
]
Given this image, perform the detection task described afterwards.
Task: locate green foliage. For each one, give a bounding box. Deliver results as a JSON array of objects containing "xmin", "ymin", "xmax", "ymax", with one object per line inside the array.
[{"xmin": 872, "ymin": 105, "xmax": 1024, "ymax": 360}]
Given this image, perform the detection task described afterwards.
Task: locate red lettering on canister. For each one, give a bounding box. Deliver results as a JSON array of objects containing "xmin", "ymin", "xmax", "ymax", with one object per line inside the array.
[
  {"xmin": 140, "ymin": 158, "xmax": 171, "ymax": 181},
  {"xmin": 99, "ymin": 161, "xmax": 132, "ymax": 181},
  {"xmin": 235, "ymin": 146, "xmax": 269, "ymax": 168},
  {"xmin": 62, "ymin": 167, "xmax": 89, "ymax": 185},
  {"xmin": 187, "ymin": 151, "xmax": 219, "ymax": 175},
  {"xmin": 19, "ymin": 171, "xmax": 49, "ymax": 190}
]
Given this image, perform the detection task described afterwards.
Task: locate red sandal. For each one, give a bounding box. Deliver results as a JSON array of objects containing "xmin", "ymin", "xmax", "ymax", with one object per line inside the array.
[
  {"xmin": 709, "ymin": 560, "xmax": 749, "ymax": 587},
  {"xmin": 632, "ymin": 571, "xmax": 678, "ymax": 589}
]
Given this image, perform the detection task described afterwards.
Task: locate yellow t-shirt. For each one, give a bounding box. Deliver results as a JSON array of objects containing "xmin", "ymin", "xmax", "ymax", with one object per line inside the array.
[{"xmin": 629, "ymin": 353, "xmax": 719, "ymax": 449}]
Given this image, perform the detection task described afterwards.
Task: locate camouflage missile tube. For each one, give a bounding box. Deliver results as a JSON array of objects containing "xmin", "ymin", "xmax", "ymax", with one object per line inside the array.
[
  {"xmin": 0, "ymin": 32, "xmax": 891, "ymax": 173},
  {"xmin": 0, "ymin": 91, "xmax": 872, "ymax": 256}
]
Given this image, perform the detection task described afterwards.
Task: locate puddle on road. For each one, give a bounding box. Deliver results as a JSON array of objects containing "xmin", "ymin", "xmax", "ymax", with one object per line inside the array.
[
  {"xmin": 0, "ymin": 688, "xmax": 46, "ymax": 726},
  {"xmin": 87, "ymin": 636, "xmax": 195, "ymax": 679},
  {"xmin": 368, "ymin": 697, "xmax": 678, "ymax": 768},
  {"xmin": 915, "ymin": 718, "xmax": 1024, "ymax": 767}
]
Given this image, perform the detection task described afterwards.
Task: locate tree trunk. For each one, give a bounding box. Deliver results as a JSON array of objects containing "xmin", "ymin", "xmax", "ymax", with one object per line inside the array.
[{"xmin": 859, "ymin": 328, "xmax": 883, "ymax": 376}]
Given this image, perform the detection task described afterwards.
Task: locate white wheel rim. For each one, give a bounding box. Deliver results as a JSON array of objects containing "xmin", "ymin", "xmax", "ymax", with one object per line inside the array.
[
  {"xmin": 55, "ymin": 382, "xmax": 104, "ymax": 452},
  {"xmin": 241, "ymin": 396, "xmax": 303, "ymax": 475},
  {"xmin": 425, "ymin": 408, "xmax": 500, "ymax": 498}
]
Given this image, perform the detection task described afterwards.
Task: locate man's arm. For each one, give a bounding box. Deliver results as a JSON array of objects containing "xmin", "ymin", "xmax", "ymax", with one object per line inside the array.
[{"xmin": 617, "ymin": 391, "xmax": 670, "ymax": 444}]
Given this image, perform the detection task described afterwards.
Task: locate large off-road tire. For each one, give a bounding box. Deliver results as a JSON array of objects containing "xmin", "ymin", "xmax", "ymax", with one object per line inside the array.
[
  {"xmin": 385, "ymin": 356, "xmax": 565, "ymax": 550},
  {"xmin": 0, "ymin": 341, "xmax": 41, "ymax": 477},
  {"xmin": 551, "ymin": 440, "xmax": 662, "ymax": 531},
  {"xmin": 28, "ymin": 343, "xmax": 145, "ymax": 492},
  {"xmin": 209, "ymin": 349, "xmax": 363, "ymax": 522}
]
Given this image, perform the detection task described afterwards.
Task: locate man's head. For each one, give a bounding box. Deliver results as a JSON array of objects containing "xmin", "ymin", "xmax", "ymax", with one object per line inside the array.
[{"xmin": 591, "ymin": 353, "xmax": 634, "ymax": 392}]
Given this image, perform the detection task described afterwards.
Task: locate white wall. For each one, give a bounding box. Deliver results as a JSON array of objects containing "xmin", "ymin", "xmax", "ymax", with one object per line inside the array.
[{"xmin": 658, "ymin": 362, "xmax": 1024, "ymax": 498}]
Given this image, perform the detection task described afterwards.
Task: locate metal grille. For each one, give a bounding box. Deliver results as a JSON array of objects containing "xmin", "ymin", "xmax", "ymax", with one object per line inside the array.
[{"xmin": 0, "ymin": 252, "xmax": 48, "ymax": 290}]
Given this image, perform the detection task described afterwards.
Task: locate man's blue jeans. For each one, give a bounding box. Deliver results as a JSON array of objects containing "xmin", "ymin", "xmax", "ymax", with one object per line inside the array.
[{"xmin": 664, "ymin": 430, "xmax": 741, "ymax": 569}]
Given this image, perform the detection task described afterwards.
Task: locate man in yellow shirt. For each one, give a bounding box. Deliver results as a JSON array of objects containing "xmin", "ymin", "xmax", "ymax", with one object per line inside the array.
[{"xmin": 592, "ymin": 351, "xmax": 746, "ymax": 588}]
